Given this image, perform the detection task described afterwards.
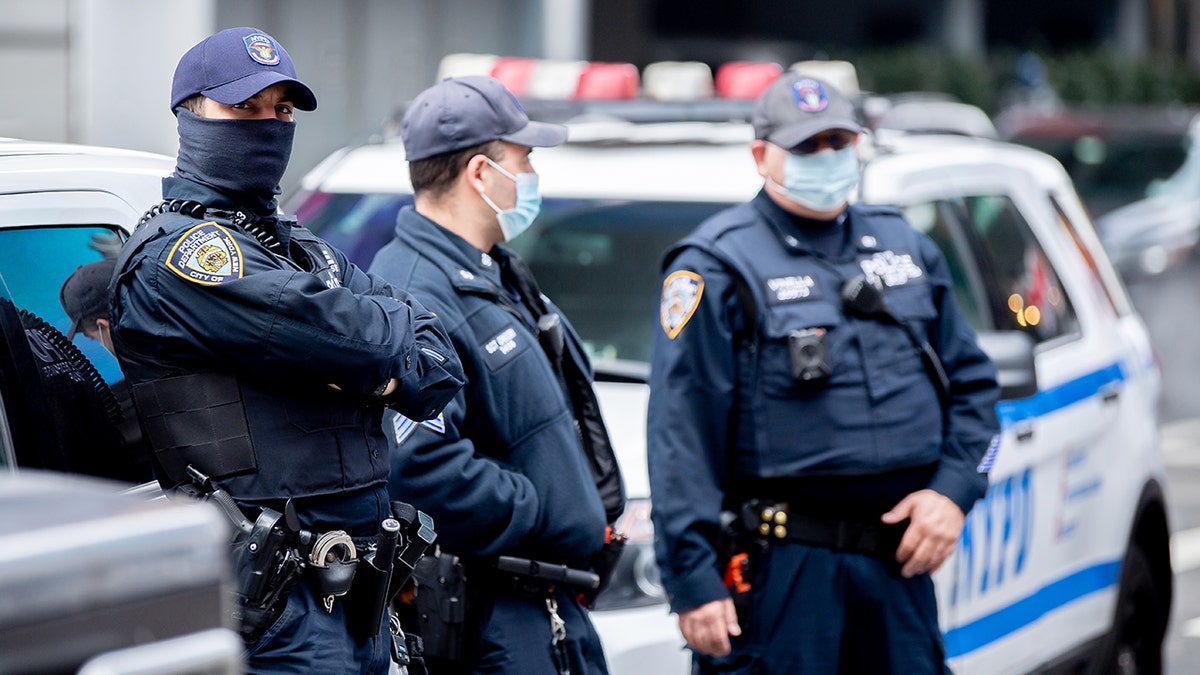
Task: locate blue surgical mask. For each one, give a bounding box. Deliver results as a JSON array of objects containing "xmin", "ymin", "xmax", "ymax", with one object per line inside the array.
[
  {"xmin": 769, "ymin": 145, "xmax": 860, "ymax": 212},
  {"xmin": 480, "ymin": 158, "xmax": 541, "ymax": 241}
]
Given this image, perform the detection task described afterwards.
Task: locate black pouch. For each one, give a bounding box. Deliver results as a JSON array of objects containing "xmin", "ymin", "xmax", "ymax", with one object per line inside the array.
[
  {"xmin": 410, "ymin": 549, "xmax": 467, "ymax": 661},
  {"xmin": 130, "ymin": 371, "xmax": 257, "ymax": 486}
]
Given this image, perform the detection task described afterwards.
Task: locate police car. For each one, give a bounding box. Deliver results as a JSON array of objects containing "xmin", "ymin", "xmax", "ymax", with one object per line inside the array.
[
  {"xmin": 0, "ymin": 138, "xmax": 242, "ymax": 674},
  {"xmin": 288, "ymin": 58, "xmax": 1172, "ymax": 673}
]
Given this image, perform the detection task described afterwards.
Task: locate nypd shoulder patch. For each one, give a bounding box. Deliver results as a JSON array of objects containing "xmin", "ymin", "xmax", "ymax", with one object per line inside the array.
[
  {"xmin": 165, "ymin": 222, "xmax": 244, "ymax": 285},
  {"xmin": 660, "ymin": 270, "xmax": 704, "ymax": 339}
]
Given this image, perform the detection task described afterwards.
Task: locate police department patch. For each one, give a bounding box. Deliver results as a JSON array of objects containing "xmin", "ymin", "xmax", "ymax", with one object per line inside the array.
[
  {"xmin": 660, "ymin": 270, "xmax": 703, "ymax": 339},
  {"xmin": 165, "ymin": 222, "xmax": 244, "ymax": 285},
  {"xmin": 244, "ymin": 34, "xmax": 281, "ymax": 66},
  {"xmin": 793, "ymin": 78, "xmax": 829, "ymax": 113}
]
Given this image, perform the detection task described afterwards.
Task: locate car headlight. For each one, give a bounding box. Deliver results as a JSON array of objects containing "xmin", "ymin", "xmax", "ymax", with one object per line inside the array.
[{"xmin": 590, "ymin": 498, "xmax": 667, "ymax": 611}]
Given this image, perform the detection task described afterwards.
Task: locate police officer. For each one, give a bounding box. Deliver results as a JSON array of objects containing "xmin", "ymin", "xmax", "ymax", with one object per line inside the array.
[
  {"xmin": 647, "ymin": 74, "xmax": 1001, "ymax": 674},
  {"xmin": 367, "ymin": 76, "xmax": 623, "ymax": 675},
  {"xmin": 109, "ymin": 27, "xmax": 464, "ymax": 674}
]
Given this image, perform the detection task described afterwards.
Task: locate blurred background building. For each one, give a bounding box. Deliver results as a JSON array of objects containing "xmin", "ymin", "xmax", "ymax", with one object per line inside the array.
[{"xmin": 2, "ymin": 0, "xmax": 1200, "ymax": 191}]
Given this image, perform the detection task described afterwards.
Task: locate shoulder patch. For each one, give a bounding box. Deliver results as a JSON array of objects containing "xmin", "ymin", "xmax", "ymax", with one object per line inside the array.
[
  {"xmin": 660, "ymin": 270, "xmax": 704, "ymax": 339},
  {"xmin": 165, "ymin": 222, "xmax": 244, "ymax": 285}
]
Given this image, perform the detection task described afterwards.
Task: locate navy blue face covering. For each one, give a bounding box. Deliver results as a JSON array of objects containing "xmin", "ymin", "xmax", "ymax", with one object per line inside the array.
[{"xmin": 174, "ymin": 108, "xmax": 295, "ymax": 214}]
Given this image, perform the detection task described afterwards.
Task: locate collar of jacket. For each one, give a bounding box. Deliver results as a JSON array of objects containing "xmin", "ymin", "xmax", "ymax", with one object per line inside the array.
[
  {"xmin": 393, "ymin": 205, "xmax": 513, "ymax": 297},
  {"xmin": 749, "ymin": 190, "xmax": 885, "ymax": 261}
]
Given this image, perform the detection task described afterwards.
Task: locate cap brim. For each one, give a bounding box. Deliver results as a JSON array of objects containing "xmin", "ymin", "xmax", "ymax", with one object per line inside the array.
[
  {"xmin": 499, "ymin": 120, "xmax": 568, "ymax": 148},
  {"xmin": 65, "ymin": 318, "xmax": 82, "ymax": 341},
  {"xmin": 767, "ymin": 118, "xmax": 862, "ymax": 149},
  {"xmin": 204, "ymin": 71, "xmax": 318, "ymax": 111}
]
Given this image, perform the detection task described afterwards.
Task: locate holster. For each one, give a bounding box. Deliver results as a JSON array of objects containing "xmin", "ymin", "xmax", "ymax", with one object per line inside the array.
[{"xmin": 409, "ymin": 550, "xmax": 468, "ymax": 662}]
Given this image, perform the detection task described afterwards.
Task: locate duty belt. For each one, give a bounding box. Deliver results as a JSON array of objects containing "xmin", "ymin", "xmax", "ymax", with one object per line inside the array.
[{"xmin": 741, "ymin": 499, "xmax": 908, "ymax": 561}]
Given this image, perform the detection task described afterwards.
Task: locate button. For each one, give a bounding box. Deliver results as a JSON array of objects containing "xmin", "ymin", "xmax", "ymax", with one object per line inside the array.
[
  {"xmin": 773, "ymin": 525, "xmax": 787, "ymax": 539},
  {"xmin": 861, "ymin": 235, "xmax": 877, "ymax": 248},
  {"xmin": 758, "ymin": 523, "xmax": 770, "ymax": 536},
  {"xmin": 773, "ymin": 511, "xmax": 787, "ymax": 525}
]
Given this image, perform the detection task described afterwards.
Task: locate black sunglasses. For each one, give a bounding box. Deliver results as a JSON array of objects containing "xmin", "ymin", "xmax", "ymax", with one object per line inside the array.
[{"xmin": 791, "ymin": 130, "xmax": 858, "ymax": 155}]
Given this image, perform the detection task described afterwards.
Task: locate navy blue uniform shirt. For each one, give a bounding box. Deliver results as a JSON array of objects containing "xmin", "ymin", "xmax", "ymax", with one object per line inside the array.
[{"xmin": 648, "ymin": 191, "xmax": 1000, "ymax": 612}]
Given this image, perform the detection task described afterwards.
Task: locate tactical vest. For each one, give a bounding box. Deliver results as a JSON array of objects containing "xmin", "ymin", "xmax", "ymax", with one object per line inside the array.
[
  {"xmin": 114, "ymin": 205, "xmax": 389, "ymax": 500},
  {"xmin": 672, "ymin": 203, "xmax": 946, "ymax": 480}
]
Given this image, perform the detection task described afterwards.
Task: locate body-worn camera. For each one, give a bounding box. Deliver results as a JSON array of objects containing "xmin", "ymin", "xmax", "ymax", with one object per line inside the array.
[{"xmin": 787, "ymin": 328, "xmax": 833, "ymax": 383}]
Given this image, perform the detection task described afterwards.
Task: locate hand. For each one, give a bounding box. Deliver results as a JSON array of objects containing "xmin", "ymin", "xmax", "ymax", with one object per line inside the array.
[
  {"xmin": 678, "ymin": 597, "xmax": 741, "ymax": 657},
  {"xmin": 881, "ymin": 489, "xmax": 965, "ymax": 578}
]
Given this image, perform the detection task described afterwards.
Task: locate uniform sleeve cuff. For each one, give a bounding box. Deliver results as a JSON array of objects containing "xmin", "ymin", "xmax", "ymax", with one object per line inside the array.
[
  {"xmin": 927, "ymin": 463, "xmax": 989, "ymax": 515},
  {"xmin": 665, "ymin": 565, "xmax": 729, "ymax": 614}
]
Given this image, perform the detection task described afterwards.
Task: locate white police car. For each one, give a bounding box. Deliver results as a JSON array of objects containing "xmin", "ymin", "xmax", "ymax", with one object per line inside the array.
[
  {"xmin": 289, "ymin": 88, "xmax": 1172, "ymax": 673},
  {"xmin": 0, "ymin": 138, "xmax": 243, "ymax": 674}
]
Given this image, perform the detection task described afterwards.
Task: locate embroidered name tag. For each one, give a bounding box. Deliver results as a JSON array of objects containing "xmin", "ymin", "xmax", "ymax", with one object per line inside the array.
[
  {"xmin": 481, "ymin": 325, "xmax": 528, "ymax": 371},
  {"xmin": 764, "ymin": 274, "xmax": 822, "ymax": 305},
  {"xmin": 859, "ymin": 250, "xmax": 924, "ymax": 288},
  {"xmin": 165, "ymin": 222, "xmax": 244, "ymax": 285}
]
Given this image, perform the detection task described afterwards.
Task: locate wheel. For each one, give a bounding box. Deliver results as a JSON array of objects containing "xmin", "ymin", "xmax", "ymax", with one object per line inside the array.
[{"xmin": 1102, "ymin": 545, "xmax": 1167, "ymax": 675}]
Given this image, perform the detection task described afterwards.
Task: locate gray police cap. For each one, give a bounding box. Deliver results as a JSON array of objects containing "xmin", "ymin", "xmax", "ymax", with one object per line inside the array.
[
  {"xmin": 401, "ymin": 76, "xmax": 567, "ymax": 162},
  {"xmin": 752, "ymin": 73, "xmax": 861, "ymax": 149}
]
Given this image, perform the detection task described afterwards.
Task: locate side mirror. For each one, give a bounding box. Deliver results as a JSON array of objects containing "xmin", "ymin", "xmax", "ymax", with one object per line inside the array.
[{"xmin": 975, "ymin": 331, "xmax": 1038, "ymax": 400}]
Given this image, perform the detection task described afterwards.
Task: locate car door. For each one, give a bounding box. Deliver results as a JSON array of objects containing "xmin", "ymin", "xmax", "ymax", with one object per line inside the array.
[
  {"xmin": 0, "ymin": 190, "xmax": 146, "ymax": 480},
  {"xmin": 864, "ymin": 153, "xmax": 1133, "ymax": 674}
]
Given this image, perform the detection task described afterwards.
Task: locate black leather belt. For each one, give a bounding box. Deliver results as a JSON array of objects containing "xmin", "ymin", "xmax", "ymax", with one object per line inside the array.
[{"xmin": 742, "ymin": 500, "xmax": 907, "ymax": 561}]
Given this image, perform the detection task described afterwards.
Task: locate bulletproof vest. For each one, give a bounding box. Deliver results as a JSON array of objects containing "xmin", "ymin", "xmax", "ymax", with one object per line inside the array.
[
  {"xmin": 670, "ymin": 203, "xmax": 945, "ymax": 480},
  {"xmin": 114, "ymin": 205, "xmax": 389, "ymax": 499}
]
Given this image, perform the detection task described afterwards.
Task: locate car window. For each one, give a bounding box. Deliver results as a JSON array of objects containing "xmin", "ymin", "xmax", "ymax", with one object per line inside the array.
[
  {"xmin": 0, "ymin": 225, "xmax": 138, "ymax": 479},
  {"xmin": 901, "ymin": 193, "xmax": 1079, "ymax": 344},
  {"xmin": 512, "ymin": 199, "xmax": 727, "ymax": 364},
  {"xmin": 291, "ymin": 191, "xmax": 414, "ymax": 267},
  {"xmin": 900, "ymin": 201, "xmax": 990, "ymax": 332},
  {"xmin": 964, "ymin": 194, "xmax": 1079, "ymax": 342},
  {"xmin": 0, "ymin": 225, "xmax": 125, "ymax": 384}
]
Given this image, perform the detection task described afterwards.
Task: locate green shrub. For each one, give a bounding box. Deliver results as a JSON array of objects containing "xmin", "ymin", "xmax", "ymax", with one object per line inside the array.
[{"xmin": 832, "ymin": 46, "xmax": 1200, "ymax": 114}]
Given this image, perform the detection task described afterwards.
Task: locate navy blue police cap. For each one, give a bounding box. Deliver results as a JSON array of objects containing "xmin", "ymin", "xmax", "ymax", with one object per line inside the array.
[
  {"xmin": 170, "ymin": 27, "xmax": 317, "ymax": 113},
  {"xmin": 401, "ymin": 76, "xmax": 567, "ymax": 162}
]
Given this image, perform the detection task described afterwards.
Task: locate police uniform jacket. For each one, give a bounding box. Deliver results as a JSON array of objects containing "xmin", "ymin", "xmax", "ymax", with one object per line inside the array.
[
  {"xmin": 368, "ymin": 206, "xmax": 608, "ymax": 566},
  {"xmin": 648, "ymin": 190, "xmax": 1000, "ymax": 613},
  {"xmin": 111, "ymin": 177, "xmax": 460, "ymax": 533}
]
